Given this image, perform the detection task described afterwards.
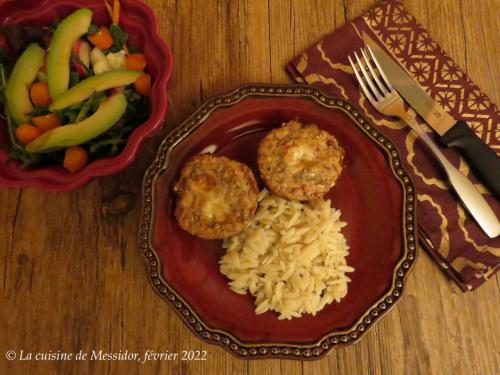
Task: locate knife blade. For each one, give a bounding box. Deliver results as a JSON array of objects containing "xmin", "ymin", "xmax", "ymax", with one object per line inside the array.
[{"xmin": 362, "ymin": 31, "xmax": 500, "ymax": 199}]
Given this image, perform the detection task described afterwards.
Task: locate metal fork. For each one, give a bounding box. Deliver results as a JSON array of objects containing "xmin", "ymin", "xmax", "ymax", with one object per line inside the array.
[{"xmin": 348, "ymin": 46, "xmax": 500, "ymax": 238}]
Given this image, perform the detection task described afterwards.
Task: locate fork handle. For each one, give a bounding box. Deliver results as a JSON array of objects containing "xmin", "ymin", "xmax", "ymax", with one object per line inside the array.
[{"xmin": 404, "ymin": 118, "xmax": 500, "ymax": 238}]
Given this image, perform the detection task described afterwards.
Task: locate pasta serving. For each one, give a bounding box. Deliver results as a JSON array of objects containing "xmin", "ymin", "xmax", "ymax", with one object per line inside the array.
[{"xmin": 220, "ymin": 189, "xmax": 354, "ymax": 320}]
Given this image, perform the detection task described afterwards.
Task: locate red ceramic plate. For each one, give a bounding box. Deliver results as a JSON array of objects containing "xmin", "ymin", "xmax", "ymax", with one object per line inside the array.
[
  {"xmin": 140, "ymin": 84, "xmax": 417, "ymax": 360},
  {"xmin": 0, "ymin": 0, "xmax": 173, "ymax": 192}
]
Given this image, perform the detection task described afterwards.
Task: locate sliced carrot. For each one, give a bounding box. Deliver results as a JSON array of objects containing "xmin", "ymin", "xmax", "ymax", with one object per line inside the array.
[
  {"xmin": 104, "ymin": 0, "xmax": 114, "ymax": 19},
  {"xmin": 112, "ymin": 0, "xmax": 121, "ymax": 25},
  {"xmin": 125, "ymin": 53, "xmax": 147, "ymax": 71},
  {"xmin": 104, "ymin": 0, "xmax": 121, "ymax": 24},
  {"xmin": 15, "ymin": 124, "xmax": 43, "ymax": 144},
  {"xmin": 88, "ymin": 26, "xmax": 114, "ymax": 50},
  {"xmin": 63, "ymin": 147, "xmax": 89, "ymax": 173},
  {"xmin": 32, "ymin": 113, "xmax": 62, "ymax": 132},
  {"xmin": 134, "ymin": 73, "xmax": 151, "ymax": 96},
  {"xmin": 30, "ymin": 82, "xmax": 52, "ymax": 107}
]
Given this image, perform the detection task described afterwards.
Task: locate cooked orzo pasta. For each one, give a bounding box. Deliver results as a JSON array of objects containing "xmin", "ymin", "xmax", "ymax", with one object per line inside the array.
[{"xmin": 219, "ymin": 189, "xmax": 354, "ymax": 320}]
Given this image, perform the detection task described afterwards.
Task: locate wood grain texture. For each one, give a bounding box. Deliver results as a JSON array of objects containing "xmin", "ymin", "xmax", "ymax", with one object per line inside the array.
[{"xmin": 1, "ymin": 0, "xmax": 499, "ymax": 374}]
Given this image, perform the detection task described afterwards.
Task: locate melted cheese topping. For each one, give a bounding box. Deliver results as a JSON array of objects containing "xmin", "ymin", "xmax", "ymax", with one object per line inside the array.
[
  {"xmin": 284, "ymin": 144, "xmax": 316, "ymax": 166},
  {"xmin": 174, "ymin": 155, "xmax": 259, "ymax": 239},
  {"xmin": 186, "ymin": 173, "xmax": 229, "ymax": 221}
]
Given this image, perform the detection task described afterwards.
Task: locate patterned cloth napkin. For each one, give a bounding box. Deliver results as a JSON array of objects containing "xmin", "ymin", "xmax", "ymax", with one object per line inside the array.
[{"xmin": 286, "ymin": 0, "xmax": 500, "ymax": 291}]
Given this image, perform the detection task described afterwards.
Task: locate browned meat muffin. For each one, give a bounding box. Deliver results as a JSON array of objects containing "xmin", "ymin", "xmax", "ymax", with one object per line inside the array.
[
  {"xmin": 257, "ymin": 120, "xmax": 345, "ymax": 201},
  {"xmin": 174, "ymin": 154, "xmax": 259, "ymax": 239}
]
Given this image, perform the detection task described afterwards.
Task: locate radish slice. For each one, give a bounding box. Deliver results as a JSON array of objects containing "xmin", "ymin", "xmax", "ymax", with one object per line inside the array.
[
  {"xmin": 108, "ymin": 87, "xmax": 124, "ymax": 95},
  {"xmin": 73, "ymin": 61, "xmax": 88, "ymax": 77},
  {"xmin": 71, "ymin": 40, "xmax": 92, "ymax": 77}
]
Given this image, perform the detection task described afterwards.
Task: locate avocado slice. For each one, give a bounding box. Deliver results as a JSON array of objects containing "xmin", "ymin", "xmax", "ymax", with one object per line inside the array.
[
  {"xmin": 5, "ymin": 43, "xmax": 45, "ymax": 124},
  {"xmin": 50, "ymin": 70, "xmax": 141, "ymax": 110},
  {"xmin": 26, "ymin": 93, "xmax": 127, "ymax": 153},
  {"xmin": 47, "ymin": 8, "xmax": 93, "ymax": 99}
]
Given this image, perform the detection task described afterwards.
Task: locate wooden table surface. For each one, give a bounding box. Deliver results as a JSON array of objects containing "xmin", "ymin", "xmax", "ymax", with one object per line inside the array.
[{"xmin": 1, "ymin": 0, "xmax": 499, "ymax": 374}]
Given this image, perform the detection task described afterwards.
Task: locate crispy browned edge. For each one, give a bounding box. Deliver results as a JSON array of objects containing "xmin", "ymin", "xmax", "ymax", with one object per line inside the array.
[
  {"xmin": 139, "ymin": 84, "xmax": 418, "ymax": 361},
  {"xmin": 173, "ymin": 154, "xmax": 259, "ymax": 239}
]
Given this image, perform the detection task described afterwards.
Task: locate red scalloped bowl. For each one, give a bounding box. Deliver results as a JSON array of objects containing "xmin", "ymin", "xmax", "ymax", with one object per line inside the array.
[{"xmin": 0, "ymin": 0, "xmax": 173, "ymax": 192}]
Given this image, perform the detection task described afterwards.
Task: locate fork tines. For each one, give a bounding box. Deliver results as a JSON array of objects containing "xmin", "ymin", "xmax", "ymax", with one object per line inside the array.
[{"xmin": 348, "ymin": 46, "xmax": 394, "ymax": 105}]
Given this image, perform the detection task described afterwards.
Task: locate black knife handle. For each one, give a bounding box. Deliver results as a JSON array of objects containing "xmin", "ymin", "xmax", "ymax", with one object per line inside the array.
[{"xmin": 440, "ymin": 120, "xmax": 500, "ymax": 198}]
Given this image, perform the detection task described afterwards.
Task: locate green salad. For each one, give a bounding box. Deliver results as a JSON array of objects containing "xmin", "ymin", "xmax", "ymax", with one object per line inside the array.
[{"xmin": 0, "ymin": 1, "xmax": 151, "ymax": 172}]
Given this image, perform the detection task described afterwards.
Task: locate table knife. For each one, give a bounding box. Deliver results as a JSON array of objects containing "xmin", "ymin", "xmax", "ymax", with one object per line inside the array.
[{"xmin": 362, "ymin": 31, "xmax": 500, "ymax": 199}]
